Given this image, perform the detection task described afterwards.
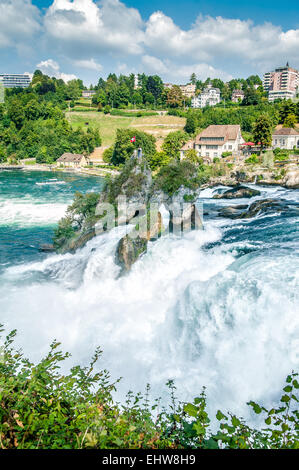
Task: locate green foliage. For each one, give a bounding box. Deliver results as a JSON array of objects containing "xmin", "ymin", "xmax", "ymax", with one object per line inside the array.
[
  {"xmin": 283, "ymin": 114, "xmax": 297, "ymax": 129},
  {"xmin": 148, "ymin": 151, "xmax": 170, "ymax": 171},
  {"xmin": 154, "ymin": 160, "xmax": 200, "ymax": 195},
  {"xmin": 0, "ymin": 328, "xmax": 297, "ymax": 449},
  {"xmin": 53, "ymin": 192, "xmax": 100, "ymax": 249},
  {"xmin": 0, "ymin": 72, "xmax": 101, "ymax": 163},
  {"xmin": 111, "ymin": 128, "xmax": 156, "ymax": 165},
  {"xmin": 161, "ymin": 131, "xmax": 188, "ymax": 160},
  {"xmin": 245, "ymin": 154, "xmax": 260, "ymax": 165},
  {"xmin": 253, "ymin": 114, "xmax": 273, "ymax": 151}
]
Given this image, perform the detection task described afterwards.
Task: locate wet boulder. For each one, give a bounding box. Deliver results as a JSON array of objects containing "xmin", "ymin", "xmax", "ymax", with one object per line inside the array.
[{"xmin": 213, "ymin": 185, "xmax": 261, "ymax": 199}]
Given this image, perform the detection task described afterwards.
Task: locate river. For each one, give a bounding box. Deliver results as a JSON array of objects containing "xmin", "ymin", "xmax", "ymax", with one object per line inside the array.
[{"xmin": 0, "ymin": 169, "xmax": 298, "ymax": 423}]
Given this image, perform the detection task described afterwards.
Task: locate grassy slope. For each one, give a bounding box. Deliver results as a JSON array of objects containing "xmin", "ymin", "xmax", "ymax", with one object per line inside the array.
[{"xmin": 66, "ymin": 111, "xmax": 186, "ymax": 147}]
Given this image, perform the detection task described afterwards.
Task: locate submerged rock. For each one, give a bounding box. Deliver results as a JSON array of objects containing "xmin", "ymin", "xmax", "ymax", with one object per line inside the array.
[
  {"xmin": 218, "ymin": 198, "xmax": 299, "ymax": 219},
  {"xmin": 116, "ymin": 234, "xmax": 147, "ymax": 273},
  {"xmin": 39, "ymin": 243, "xmax": 55, "ymax": 252},
  {"xmin": 213, "ymin": 185, "xmax": 261, "ymax": 199}
]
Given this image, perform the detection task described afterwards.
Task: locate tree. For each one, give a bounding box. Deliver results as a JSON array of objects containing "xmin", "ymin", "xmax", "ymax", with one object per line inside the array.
[
  {"xmin": 283, "ymin": 114, "xmax": 297, "ymax": 128},
  {"xmin": 184, "ymin": 113, "xmax": 197, "ymax": 134},
  {"xmin": 162, "ymin": 131, "xmax": 188, "ymax": 160},
  {"xmin": 111, "ymin": 128, "xmax": 156, "ymax": 165},
  {"xmin": 253, "ymin": 114, "xmax": 273, "ymax": 153},
  {"xmin": 167, "ymin": 86, "xmax": 184, "ymax": 108},
  {"xmin": 190, "ymin": 73, "xmax": 197, "ymax": 85}
]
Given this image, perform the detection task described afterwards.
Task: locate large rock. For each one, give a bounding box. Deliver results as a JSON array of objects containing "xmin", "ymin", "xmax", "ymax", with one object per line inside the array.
[
  {"xmin": 168, "ymin": 203, "xmax": 203, "ymax": 233},
  {"xmin": 218, "ymin": 199, "xmax": 298, "ymax": 219},
  {"xmin": 213, "ymin": 185, "xmax": 261, "ymax": 199},
  {"xmin": 283, "ymin": 170, "xmax": 299, "ymax": 189},
  {"xmin": 116, "ymin": 234, "xmax": 147, "ymax": 273}
]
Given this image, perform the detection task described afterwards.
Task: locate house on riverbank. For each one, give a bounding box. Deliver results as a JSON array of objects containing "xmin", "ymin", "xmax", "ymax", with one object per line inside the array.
[
  {"xmin": 57, "ymin": 153, "xmax": 87, "ymax": 168},
  {"xmin": 180, "ymin": 125, "xmax": 245, "ymax": 162},
  {"xmin": 272, "ymin": 127, "xmax": 299, "ymax": 150}
]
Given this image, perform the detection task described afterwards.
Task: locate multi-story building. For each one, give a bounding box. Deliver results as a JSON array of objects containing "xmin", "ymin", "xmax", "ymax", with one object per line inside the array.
[
  {"xmin": 191, "ymin": 84, "xmax": 220, "ymax": 108},
  {"xmin": 231, "ymin": 89, "xmax": 245, "ymax": 102},
  {"xmin": 263, "ymin": 63, "xmax": 299, "ymax": 101},
  {"xmin": 0, "ymin": 73, "xmax": 31, "ymax": 88},
  {"xmin": 179, "ymin": 83, "xmax": 196, "ymax": 98},
  {"xmin": 180, "ymin": 125, "xmax": 245, "ymax": 161}
]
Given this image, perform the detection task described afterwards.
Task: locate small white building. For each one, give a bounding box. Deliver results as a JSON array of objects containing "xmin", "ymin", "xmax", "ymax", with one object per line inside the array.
[
  {"xmin": 57, "ymin": 153, "xmax": 88, "ymax": 168},
  {"xmin": 191, "ymin": 84, "xmax": 220, "ymax": 108},
  {"xmin": 180, "ymin": 125, "xmax": 245, "ymax": 161},
  {"xmin": 82, "ymin": 90, "xmax": 96, "ymax": 98},
  {"xmin": 272, "ymin": 128, "xmax": 299, "ymax": 149},
  {"xmin": 231, "ymin": 89, "xmax": 245, "ymax": 102}
]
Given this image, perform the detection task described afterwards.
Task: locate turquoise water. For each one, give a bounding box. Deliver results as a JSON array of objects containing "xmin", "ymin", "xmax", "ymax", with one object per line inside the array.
[
  {"xmin": 0, "ymin": 170, "xmax": 298, "ymax": 422},
  {"xmin": 0, "ymin": 170, "xmax": 104, "ymax": 271}
]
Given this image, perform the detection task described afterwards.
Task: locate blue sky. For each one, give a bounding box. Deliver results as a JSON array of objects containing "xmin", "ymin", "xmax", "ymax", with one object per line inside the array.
[{"xmin": 1, "ymin": 0, "xmax": 299, "ymax": 85}]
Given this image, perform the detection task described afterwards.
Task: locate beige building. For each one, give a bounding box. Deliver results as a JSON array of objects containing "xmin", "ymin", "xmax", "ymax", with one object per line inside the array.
[
  {"xmin": 272, "ymin": 128, "xmax": 299, "ymax": 149},
  {"xmin": 263, "ymin": 64, "xmax": 299, "ymax": 101},
  {"xmin": 180, "ymin": 125, "xmax": 245, "ymax": 161},
  {"xmin": 57, "ymin": 153, "xmax": 88, "ymax": 168},
  {"xmin": 179, "ymin": 83, "xmax": 196, "ymax": 98}
]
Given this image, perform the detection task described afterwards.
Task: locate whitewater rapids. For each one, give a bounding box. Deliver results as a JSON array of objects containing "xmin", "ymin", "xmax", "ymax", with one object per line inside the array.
[{"xmin": 0, "ymin": 178, "xmax": 298, "ymax": 424}]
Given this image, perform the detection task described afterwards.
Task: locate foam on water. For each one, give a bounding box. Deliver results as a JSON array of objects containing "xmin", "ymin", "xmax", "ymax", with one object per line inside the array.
[
  {"xmin": 0, "ymin": 176, "xmax": 298, "ymax": 424},
  {"xmin": 0, "ymin": 197, "xmax": 68, "ymax": 226}
]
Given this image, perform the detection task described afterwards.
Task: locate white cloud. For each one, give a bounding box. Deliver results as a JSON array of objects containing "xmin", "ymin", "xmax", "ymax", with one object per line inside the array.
[
  {"xmin": 2, "ymin": 1, "xmax": 299, "ymax": 84},
  {"xmin": 144, "ymin": 12, "xmax": 299, "ymax": 71},
  {"xmin": 44, "ymin": 0, "xmax": 144, "ymax": 58},
  {"xmin": 0, "ymin": 0, "xmax": 41, "ymax": 50},
  {"xmin": 37, "ymin": 59, "xmax": 77, "ymax": 82},
  {"xmin": 140, "ymin": 55, "xmax": 232, "ymax": 83},
  {"xmin": 142, "ymin": 55, "xmax": 168, "ymax": 74},
  {"xmin": 72, "ymin": 58, "xmax": 103, "ymax": 72}
]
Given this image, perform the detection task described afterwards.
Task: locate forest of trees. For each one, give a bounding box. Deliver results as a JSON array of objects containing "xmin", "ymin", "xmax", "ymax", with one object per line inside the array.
[
  {"xmin": 0, "ymin": 69, "xmax": 298, "ymax": 165},
  {"xmin": 0, "ymin": 70, "xmax": 101, "ymax": 164}
]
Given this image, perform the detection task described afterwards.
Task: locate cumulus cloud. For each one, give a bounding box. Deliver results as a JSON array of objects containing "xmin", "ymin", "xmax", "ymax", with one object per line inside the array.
[
  {"xmin": 72, "ymin": 58, "xmax": 103, "ymax": 72},
  {"xmin": 140, "ymin": 55, "xmax": 232, "ymax": 82},
  {"xmin": 44, "ymin": 0, "xmax": 144, "ymax": 58},
  {"xmin": 37, "ymin": 59, "xmax": 77, "ymax": 82},
  {"xmin": 0, "ymin": 0, "xmax": 41, "ymax": 50},
  {"xmin": 142, "ymin": 55, "xmax": 168, "ymax": 74},
  {"xmin": 144, "ymin": 12, "xmax": 299, "ymax": 70},
  {"xmin": 2, "ymin": 1, "xmax": 299, "ymax": 83}
]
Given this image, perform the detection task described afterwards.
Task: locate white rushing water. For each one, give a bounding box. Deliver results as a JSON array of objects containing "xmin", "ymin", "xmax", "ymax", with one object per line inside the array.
[{"xmin": 0, "ymin": 183, "xmax": 298, "ymax": 424}]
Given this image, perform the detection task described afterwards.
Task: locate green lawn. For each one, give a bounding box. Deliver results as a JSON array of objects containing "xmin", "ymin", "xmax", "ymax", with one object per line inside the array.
[{"xmin": 66, "ymin": 111, "xmax": 186, "ymax": 147}]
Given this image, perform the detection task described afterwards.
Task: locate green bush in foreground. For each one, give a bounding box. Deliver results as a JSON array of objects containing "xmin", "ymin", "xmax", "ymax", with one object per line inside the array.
[{"xmin": 0, "ymin": 327, "xmax": 298, "ymax": 449}]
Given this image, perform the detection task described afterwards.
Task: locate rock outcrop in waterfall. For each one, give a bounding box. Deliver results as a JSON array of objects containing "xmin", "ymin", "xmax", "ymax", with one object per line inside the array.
[{"xmin": 54, "ymin": 148, "xmax": 204, "ymax": 273}]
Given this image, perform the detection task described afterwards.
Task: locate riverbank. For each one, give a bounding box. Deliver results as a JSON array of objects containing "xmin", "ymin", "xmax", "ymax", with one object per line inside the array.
[{"xmin": 0, "ymin": 163, "xmax": 119, "ymax": 177}]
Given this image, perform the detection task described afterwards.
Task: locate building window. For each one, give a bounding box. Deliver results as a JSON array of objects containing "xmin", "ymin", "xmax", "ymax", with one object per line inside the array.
[{"xmin": 206, "ymin": 152, "xmax": 210, "ymax": 157}]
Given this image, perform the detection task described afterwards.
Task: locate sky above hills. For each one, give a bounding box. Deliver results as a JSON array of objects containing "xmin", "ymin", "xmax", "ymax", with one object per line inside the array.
[{"xmin": 1, "ymin": 0, "xmax": 298, "ymax": 85}]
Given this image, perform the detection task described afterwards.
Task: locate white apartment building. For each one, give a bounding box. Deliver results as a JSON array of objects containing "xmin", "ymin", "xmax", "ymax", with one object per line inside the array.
[
  {"xmin": 0, "ymin": 74, "xmax": 31, "ymax": 88},
  {"xmin": 191, "ymin": 84, "xmax": 220, "ymax": 108},
  {"xmin": 263, "ymin": 64, "xmax": 299, "ymax": 101},
  {"xmin": 272, "ymin": 128, "xmax": 299, "ymax": 149},
  {"xmin": 180, "ymin": 125, "xmax": 245, "ymax": 161}
]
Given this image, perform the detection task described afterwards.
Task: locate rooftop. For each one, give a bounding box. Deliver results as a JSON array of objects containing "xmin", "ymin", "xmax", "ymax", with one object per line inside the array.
[
  {"xmin": 273, "ymin": 128, "xmax": 299, "ymax": 136},
  {"xmin": 57, "ymin": 153, "xmax": 85, "ymax": 163},
  {"xmin": 195, "ymin": 125, "xmax": 241, "ymax": 143}
]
